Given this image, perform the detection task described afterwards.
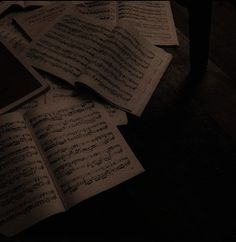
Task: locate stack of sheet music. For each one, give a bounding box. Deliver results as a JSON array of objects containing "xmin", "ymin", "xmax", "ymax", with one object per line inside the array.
[{"xmin": 0, "ymin": 1, "xmax": 178, "ymax": 237}]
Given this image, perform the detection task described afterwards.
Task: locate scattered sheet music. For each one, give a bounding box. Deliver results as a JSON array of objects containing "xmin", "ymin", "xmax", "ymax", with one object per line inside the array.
[
  {"xmin": 0, "ymin": 1, "xmax": 181, "ymax": 236},
  {"xmin": 23, "ymin": 11, "xmax": 172, "ymax": 116},
  {"xmin": 0, "ymin": 101, "xmax": 144, "ymax": 236},
  {"xmin": 14, "ymin": 1, "xmax": 179, "ymax": 46}
]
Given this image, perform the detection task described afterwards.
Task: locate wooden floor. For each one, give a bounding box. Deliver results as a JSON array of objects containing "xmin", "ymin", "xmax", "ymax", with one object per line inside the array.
[{"xmin": 171, "ymin": 1, "xmax": 236, "ymax": 140}]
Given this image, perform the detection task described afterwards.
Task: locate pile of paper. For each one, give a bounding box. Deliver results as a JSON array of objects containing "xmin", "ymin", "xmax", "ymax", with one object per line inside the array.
[
  {"xmin": 0, "ymin": 1, "xmax": 179, "ymax": 237},
  {"xmin": 0, "ymin": 1, "xmax": 178, "ymax": 120}
]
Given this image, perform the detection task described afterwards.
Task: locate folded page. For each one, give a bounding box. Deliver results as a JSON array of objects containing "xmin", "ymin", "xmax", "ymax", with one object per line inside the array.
[
  {"xmin": 78, "ymin": 24, "xmax": 172, "ymax": 115},
  {"xmin": 24, "ymin": 12, "xmax": 172, "ymax": 116},
  {"xmin": 24, "ymin": 13, "xmax": 112, "ymax": 86},
  {"xmin": 118, "ymin": 1, "xmax": 179, "ymax": 46},
  {"xmin": 14, "ymin": 2, "xmax": 72, "ymax": 39}
]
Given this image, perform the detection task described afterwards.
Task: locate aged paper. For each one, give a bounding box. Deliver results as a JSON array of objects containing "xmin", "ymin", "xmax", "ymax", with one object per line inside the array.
[
  {"xmin": 25, "ymin": 102, "xmax": 144, "ymax": 208},
  {"xmin": 14, "ymin": 2, "xmax": 71, "ymax": 39},
  {"xmin": 76, "ymin": 1, "xmax": 117, "ymax": 23},
  {"xmin": 0, "ymin": 112, "xmax": 64, "ymax": 237},
  {"xmin": 24, "ymin": 12, "xmax": 172, "ymax": 116},
  {"xmin": 43, "ymin": 75, "xmax": 128, "ymax": 125},
  {"xmin": 24, "ymin": 12, "xmax": 112, "ymax": 85},
  {"xmin": 78, "ymin": 24, "xmax": 172, "ymax": 115},
  {"xmin": 117, "ymin": 1, "xmax": 179, "ymax": 46},
  {"xmin": 14, "ymin": 1, "xmax": 178, "ymax": 46},
  {"xmin": 14, "ymin": 1, "xmax": 117, "ymax": 39},
  {"xmin": 16, "ymin": 74, "xmax": 128, "ymax": 126}
]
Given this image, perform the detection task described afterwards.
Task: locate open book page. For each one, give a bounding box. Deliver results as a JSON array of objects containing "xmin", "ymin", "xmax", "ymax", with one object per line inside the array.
[
  {"xmin": 14, "ymin": 1, "xmax": 178, "ymax": 46},
  {"xmin": 78, "ymin": 24, "xmax": 172, "ymax": 115},
  {"xmin": 76, "ymin": 1, "xmax": 117, "ymax": 23},
  {"xmin": 14, "ymin": 1, "xmax": 117, "ymax": 40},
  {"xmin": 14, "ymin": 2, "xmax": 72, "ymax": 40},
  {"xmin": 24, "ymin": 12, "xmax": 112, "ymax": 86},
  {"xmin": 101, "ymin": 102, "xmax": 128, "ymax": 126},
  {"xmin": 24, "ymin": 101, "xmax": 144, "ymax": 208},
  {"xmin": 15, "ymin": 94, "xmax": 45, "ymax": 114},
  {"xmin": 117, "ymin": 1, "xmax": 179, "ymax": 46},
  {"xmin": 23, "ymin": 11, "xmax": 172, "ymax": 115},
  {"xmin": 15, "ymin": 74, "xmax": 128, "ymax": 126},
  {"xmin": 44, "ymin": 75, "xmax": 128, "ymax": 125},
  {"xmin": 23, "ymin": 1, "xmax": 51, "ymax": 8},
  {"xmin": 1, "ymin": 12, "xmax": 121, "ymax": 122},
  {"xmin": 0, "ymin": 112, "xmax": 64, "ymax": 237}
]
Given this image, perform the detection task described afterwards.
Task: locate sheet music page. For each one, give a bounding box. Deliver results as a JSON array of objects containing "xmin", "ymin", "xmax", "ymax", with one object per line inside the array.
[
  {"xmin": 101, "ymin": 102, "xmax": 128, "ymax": 126},
  {"xmin": 78, "ymin": 24, "xmax": 172, "ymax": 115},
  {"xmin": 24, "ymin": 12, "xmax": 112, "ymax": 86},
  {"xmin": 25, "ymin": 102, "xmax": 144, "ymax": 208},
  {"xmin": 13, "ymin": 71, "xmax": 128, "ymax": 125},
  {"xmin": 43, "ymin": 75, "xmax": 128, "ymax": 126},
  {"xmin": 0, "ymin": 6, "xmax": 126, "ymax": 124},
  {"xmin": 14, "ymin": 2, "xmax": 72, "ymax": 39},
  {"xmin": 14, "ymin": 1, "xmax": 117, "ymax": 40},
  {"xmin": 0, "ymin": 112, "xmax": 64, "ymax": 237},
  {"xmin": 117, "ymin": 1, "xmax": 179, "ymax": 46},
  {"xmin": 23, "ymin": 1, "xmax": 51, "ymax": 8},
  {"xmin": 23, "ymin": 11, "xmax": 172, "ymax": 115},
  {"xmin": 76, "ymin": 1, "xmax": 117, "ymax": 23}
]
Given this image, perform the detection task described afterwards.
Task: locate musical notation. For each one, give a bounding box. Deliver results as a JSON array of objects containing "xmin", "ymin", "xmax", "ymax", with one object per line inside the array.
[
  {"xmin": 24, "ymin": 101, "xmax": 143, "ymax": 206},
  {"xmin": 0, "ymin": 114, "xmax": 62, "ymax": 232}
]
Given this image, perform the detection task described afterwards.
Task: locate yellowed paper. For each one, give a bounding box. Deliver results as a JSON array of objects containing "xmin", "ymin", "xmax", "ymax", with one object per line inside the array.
[
  {"xmin": 0, "ymin": 112, "xmax": 64, "ymax": 237},
  {"xmin": 24, "ymin": 12, "xmax": 172, "ymax": 116},
  {"xmin": 25, "ymin": 102, "xmax": 144, "ymax": 208},
  {"xmin": 118, "ymin": 1, "xmax": 179, "ymax": 46},
  {"xmin": 14, "ymin": 2, "xmax": 71, "ymax": 39}
]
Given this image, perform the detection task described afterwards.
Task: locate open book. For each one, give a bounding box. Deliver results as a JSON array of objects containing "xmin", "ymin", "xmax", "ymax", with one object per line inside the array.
[
  {"xmin": 0, "ymin": 100, "xmax": 144, "ymax": 237},
  {"xmin": 14, "ymin": 1, "xmax": 179, "ymax": 46},
  {"xmin": 23, "ymin": 10, "xmax": 172, "ymax": 116}
]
